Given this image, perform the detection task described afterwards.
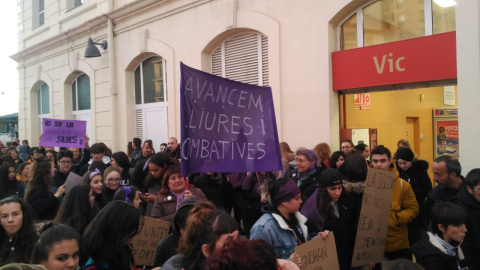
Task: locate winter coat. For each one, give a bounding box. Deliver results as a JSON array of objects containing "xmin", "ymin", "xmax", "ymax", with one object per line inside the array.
[
  {"xmin": 300, "ymin": 188, "xmax": 356, "ymax": 270},
  {"xmin": 424, "ymin": 177, "xmax": 464, "ymax": 228},
  {"xmin": 250, "ymin": 208, "xmax": 309, "ymax": 260},
  {"xmin": 151, "ymin": 186, "xmax": 206, "ymax": 222},
  {"xmin": 284, "ymin": 166, "xmax": 323, "ymax": 208},
  {"xmin": 397, "ymin": 160, "xmax": 433, "ymax": 244},
  {"xmin": 194, "ymin": 173, "xmax": 231, "ymax": 210},
  {"xmin": 385, "ymin": 163, "xmax": 419, "ymax": 252},
  {"xmin": 412, "ymin": 231, "xmax": 468, "ymax": 270},
  {"xmin": 458, "ymin": 185, "xmax": 480, "ymax": 270},
  {"xmin": 26, "ymin": 184, "xmax": 60, "ymax": 221},
  {"xmin": 242, "ymin": 172, "xmax": 274, "ymax": 210}
]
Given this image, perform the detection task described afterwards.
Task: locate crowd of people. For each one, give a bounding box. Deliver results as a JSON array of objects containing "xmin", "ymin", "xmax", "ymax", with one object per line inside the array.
[{"xmin": 0, "ymin": 136, "xmax": 479, "ymax": 270}]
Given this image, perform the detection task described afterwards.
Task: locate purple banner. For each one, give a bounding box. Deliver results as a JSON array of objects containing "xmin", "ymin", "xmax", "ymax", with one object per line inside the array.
[
  {"xmin": 180, "ymin": 63, "xmax": 282, "ymax": 175},
  {"xmin": 40, "ymin": 118, "xmax": 86, "ymax": 148}
]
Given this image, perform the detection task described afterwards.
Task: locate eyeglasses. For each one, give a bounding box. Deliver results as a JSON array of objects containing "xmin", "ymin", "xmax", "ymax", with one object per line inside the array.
[
  {"xmin": 106, "ymin": 178, "xmax": 121, "ymax": 183},
  {"xmin": 60, "ymin": 160, "xmax": 72, "ymax": 165}
]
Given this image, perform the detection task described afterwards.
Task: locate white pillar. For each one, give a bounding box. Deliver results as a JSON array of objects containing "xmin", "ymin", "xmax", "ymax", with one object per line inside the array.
[{"xmin": 457, "ymin": 1, "xmax": 480, "ymax": 175}]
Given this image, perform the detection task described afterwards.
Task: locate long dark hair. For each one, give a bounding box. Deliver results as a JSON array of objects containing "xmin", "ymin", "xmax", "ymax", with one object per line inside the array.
[
  {"xmin": 54, "ymin": 184, "xmax": 97, "ymax": 236},
  {"xmin": 24, "ymin": 156, "xmax": 54, "ymax": 203},
  {"xmin": 0, "ymin": 196, "xmax": 38, "ymax": 263},
  {"xmin": 133, "ymin": 152, "xmax": 178, "ymax": 189},
  {"xmin": 0, "ymin": 163, "xmax": 19, "ymax": 199},
  {"xmin": 33, "ymin": 224, "xmax": 79, "ymax": 264},
  {"xmin": 329, "ymin": 151, "xmax": 346, "ymax": 169},
  {"xmin": 112, "ymin": 152, "xmax": 133, "ymax": 169},
  {"xmin": 82, "ymin": 201, "xmax": 142, "ymax": 270}
]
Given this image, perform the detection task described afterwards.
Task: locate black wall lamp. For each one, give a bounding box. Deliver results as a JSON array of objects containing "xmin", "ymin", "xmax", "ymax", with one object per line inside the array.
[{"xmin": 85, "ymin": 38, "xmax": 108, "ymax": 58}]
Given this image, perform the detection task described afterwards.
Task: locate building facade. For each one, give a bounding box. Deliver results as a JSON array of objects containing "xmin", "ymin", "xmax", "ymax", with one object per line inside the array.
[{"xmin": 11, "ymin": 0, "xmax": 480, "ymax": 173}]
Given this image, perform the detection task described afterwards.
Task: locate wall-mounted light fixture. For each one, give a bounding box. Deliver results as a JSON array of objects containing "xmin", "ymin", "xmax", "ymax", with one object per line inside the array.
[{"xmin": 84, "ymin": 38, "xmax": 108, "ymax": 58}]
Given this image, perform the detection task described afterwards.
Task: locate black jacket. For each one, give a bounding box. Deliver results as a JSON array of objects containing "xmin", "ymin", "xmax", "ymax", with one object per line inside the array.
[
  {"xmin": 27, "ymin": 184, "xmax": 60, "ymax": 221},
  {"xmin": 458, "ymin": 185, "xmax": 480, "ymax": 270},
  {"xmin": 413, "ymin": 232, "xmax": 467, "ymax": 270},
  {"xmin": 424, "ymin": 178, "xmax": 464, "ymax": 228},
  {"xmin": 285, "ymin": 166, "xmax": 323, "ymax": 209}
]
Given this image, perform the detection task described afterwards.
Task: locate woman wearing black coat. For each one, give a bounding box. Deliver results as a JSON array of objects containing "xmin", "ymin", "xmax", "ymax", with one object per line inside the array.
[{"xmin": 396, "ymin": 148, "xmax": 432, "ymax": 246}]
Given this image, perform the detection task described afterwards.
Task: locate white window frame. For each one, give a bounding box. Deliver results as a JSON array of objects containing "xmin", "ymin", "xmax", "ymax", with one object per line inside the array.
[{"xmin": 72, "ymin": 74, "xmax": 92, "ymax": 138}]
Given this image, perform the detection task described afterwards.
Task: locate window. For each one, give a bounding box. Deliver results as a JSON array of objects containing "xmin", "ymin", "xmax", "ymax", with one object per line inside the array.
[
  {"xmin": 72, "ymin": 74, "xmax": 91, "ymax": 112},
  {"xmin": 211, "ymin": 33, "xmax": 269, "ymax": 86},
  {"xmin": 32, "ymin": 0, "xmax": 45, "ymax": 29},
  {"xmin": 72, "ymin": 74, "xmax": 92, "ymax": 138},
  {"xmin": 340, "ymin": 0, "xmax": 456, "ymax": 49},
  {"xmin": 134, "ymin": 56, "xmax": 168, "ymax": 151},
  {"xmin": 67, "ymin": 0, "xmax": 83, "ymax": 11},
  {"xmin": 37, "ymin": 83, "xmax": 49, "ymax": 134}
]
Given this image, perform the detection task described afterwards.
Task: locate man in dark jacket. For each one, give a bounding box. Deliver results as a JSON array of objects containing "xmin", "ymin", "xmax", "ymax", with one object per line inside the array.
[
  {"xmin": 424, "ymin": 155, "xmax": 464, "ymax": 224},
  {"xmin": 458, "ymin": 168, "xmax": 480, "ymax": 269}
]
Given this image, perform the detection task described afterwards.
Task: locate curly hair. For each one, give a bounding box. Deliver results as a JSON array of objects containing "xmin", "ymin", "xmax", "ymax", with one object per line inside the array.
[{"xmin": 313, "ymin": 143, "xmax": 331, "ymax": 166}]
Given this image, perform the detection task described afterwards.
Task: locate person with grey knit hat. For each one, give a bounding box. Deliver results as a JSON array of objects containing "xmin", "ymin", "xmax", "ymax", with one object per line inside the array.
[{"xmin": 395, "ymin": 147, "xmax": 432, "ymax": 247}]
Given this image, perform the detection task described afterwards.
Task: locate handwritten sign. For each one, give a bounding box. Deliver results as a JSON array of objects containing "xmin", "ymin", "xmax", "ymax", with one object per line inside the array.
[
  {"xmin": 64, "ymin": 172, "xmax": 82, "ymax": 191},
  {"xmin": 40, "ymin": 118, "xmax": 86, "ymax": 148},
  {"xmin": 180, "ymin": 62, "xmax": 282, "ymax": 175},
  {"xmin": 351, "ymin": 168, "xmax": 395, "ymax": 267},
  {"xmin": 131, "ymin": 217, "xmax": 171, "ymax": 266},
  {"xmin": 294, "ymin": 233, "xmax": 340, "ymax": 270}
]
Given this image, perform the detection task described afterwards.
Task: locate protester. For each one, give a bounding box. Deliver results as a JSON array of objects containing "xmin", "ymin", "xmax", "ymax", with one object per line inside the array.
[
  {"xmin": 133, "ymin": 152, "xmax": 178, "ymax": 216},
  {"xmin": 301, "ymin": 169, "xmax": 356, "ymax": 270},
  {"xmin": 340, "ymin": 139, "xmax": 354, "ymax": 154},
  {"xmin": 313, "ymin": 142, "xmax": 331, "ymax": 169},
  {"xmin": 151, "ymin": 166, "xmax": 205, "ymax": 222},
  {"xmin": 194, "ymin": 172, "xmax": 230, "ymax": 211},
  {"xmin": 279, "ymin": 142, "xmax": 294, "ymax": 174},
  {"xmin": 371, "ymin": 145, "xmax": 418, "ymax": 262},
  {"xmin": 161, "ymin": 201, "xmax": 238, "ymax": 270},
  {"xmin": 102, "ymin": 166, "xmax": 122, "ymax": 203},
  {"xmin": 329, "ymin": 151, "xmax": 346, "ymax": 169},
  {"xmin": 412, "ymin": 202, "xmax": 468, "ymax": 270},
  {"xmin": 250, "ymin": 178, "xmax": 308, "ymax": 259},
  {"xmin": 33, "ymin": 224, "xmax": 80, "ymax": 270},
  {"xmin": 130, "ymin": 140, "xmax": 154, "ymax": 166},
  {"xmin": 0, "ymin": 196, "xmax": 38, "ymax": 266},
  {"xmin": 82, "ymin": 201, "xmax": 142, "ymax": 270},
  {"xmin": 204, "ymin": 239, "xmax": 278, "ymax": 270},
  {"xmin": 458, "ymin": 168, "xmax": 480, "ymax": 269},
  {"xmin": 81, "ymin": 169, "xmax": 106, "ymax": 209},
  {"xmin": 153, "ymin": 196, "xmax": 201, "ymax": 268},
  {"xmin": 285, "ymin": 147, "xmax": 323, "ymax": 207},
  {"xmin": 242, "ymin": 171, "xmax": 275, "ymax": 238},
  {"xmin": 354, "ymin": 143, "xmax": 370, "ymax": 160},
  {"xmin": 24, "ymin": 157, "xmax": 65, "ymax": 221},
  {"xmin": 395, "ymin": 147, "xmax": 433, "ymax": 246},
  {"xmin": 0, "ymin": 163, "xmax": 25, "ymax": 199},
  {"xmin": 338, "ymin": 153, "xmax": 368, "ymax": 223},
  {"xmin": 167, "ymin": 137, "xmax": 181, "ymax": 160},
  {"xmin": 129, "ymin": 138, "xmax": 142, "ymax": 164},
  {"xmin": 110, "ymin": 151, "xmax": 133, "ymax": 186},
  {"xmin": 9, "ymin": 149, "xmax": 24, "ymax": 167},
  {"xmin": 15, "ymin": 162, "xmax": 29, "ymax": 185},
  {"xmin": 113, "ymin": 186, "xmax": 142, "ymax": 209},
  {"xmin": 54, "ymin": 184, "xmax": 97, "ymax": 236}
]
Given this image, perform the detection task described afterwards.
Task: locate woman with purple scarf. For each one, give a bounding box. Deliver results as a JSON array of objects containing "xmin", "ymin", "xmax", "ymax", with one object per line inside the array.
[
  {"xmin": 284, "ymin": 147, "xmax": 324, "ymax": 209},
  {"xmin": 151, "ymin": 166, "xmax": 205, "ymax": 222}
]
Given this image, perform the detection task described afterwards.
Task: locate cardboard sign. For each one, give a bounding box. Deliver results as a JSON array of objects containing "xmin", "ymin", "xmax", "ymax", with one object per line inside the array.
[
  {"xmin": 40, "ymin": 118, "xmax": 86, "ymax": 148},
  {"xmin": 180, "ymin": 62, "xmax": 282, "ymax": 175},
  {"xmin": 294, "ymin": 233, "xmax": 340, "ymax": 270},
  {"xmin": 131, "ymin": 217, "xmax": 171, "ymax": 266},
  {"xmin": 64, "ymin": 172, "xmax": 82, "ymax": 191},
  {"xmin": 351, "ymin": 168, "xmax": 395, "ymax": 267}
]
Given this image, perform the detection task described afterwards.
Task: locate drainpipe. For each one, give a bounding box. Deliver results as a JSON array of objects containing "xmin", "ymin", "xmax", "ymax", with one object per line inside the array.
[{"xmin": 107, "ymin": 0, "xmax": 118, "ymax": 151}]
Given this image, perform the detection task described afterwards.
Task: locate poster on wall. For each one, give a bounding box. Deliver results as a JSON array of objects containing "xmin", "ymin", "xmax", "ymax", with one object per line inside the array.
[{"xmin": 433, "ymin": 108, "xmax": 458, "ymax": 159}]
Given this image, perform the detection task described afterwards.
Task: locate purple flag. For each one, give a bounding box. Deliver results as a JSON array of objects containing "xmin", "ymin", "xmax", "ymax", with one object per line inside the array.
[
  {"xmin": 40, "ymin": 118, "xmax": 86, "ymax": 148},
  {"xmin": 180, "ymin": 62, "xmax": 282, "ymax": 175}
]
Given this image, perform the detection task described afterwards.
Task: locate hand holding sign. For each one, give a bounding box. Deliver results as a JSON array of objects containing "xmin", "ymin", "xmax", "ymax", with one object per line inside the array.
[{"xmin": 40, "ymin": 118, "xmax": 87, "ymax": 148}]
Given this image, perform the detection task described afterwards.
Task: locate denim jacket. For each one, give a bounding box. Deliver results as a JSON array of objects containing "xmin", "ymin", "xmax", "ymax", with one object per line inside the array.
[{"xmin": 250, "ymin": 211, "xmax": 309, "ymax": 260}]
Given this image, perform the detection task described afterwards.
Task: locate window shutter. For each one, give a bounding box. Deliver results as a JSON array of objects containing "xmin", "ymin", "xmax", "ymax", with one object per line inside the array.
[
  {"xmin": 135, "ymin": 109, "xmax": 143, "ymax": 139},
  {"xmin": 211, "ymin": 33, "xmax": 268, "ymax": 86},
  {"xmin": 32, "ymin": 0, "xmax": 39, "ymax": 29}
]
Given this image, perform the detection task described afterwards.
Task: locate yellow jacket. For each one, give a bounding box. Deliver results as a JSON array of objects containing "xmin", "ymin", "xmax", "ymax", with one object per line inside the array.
[{"xmin": 386, "ymin": 163, "xmax": 419, "ymax": 252}]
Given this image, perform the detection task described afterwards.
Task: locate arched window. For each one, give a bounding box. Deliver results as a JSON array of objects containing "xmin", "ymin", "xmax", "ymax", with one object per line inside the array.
[
  {"xmin": 37, "ymin": 83, "xmax": 49, "ymax": 134},
  {"xmin": 72, "ymin": 74, "xmax": 92, "ymax": 137},
  {"xmin": 211, "ymin": 32, "xmax": 269, "ymax": 86},
  {"xmin": 134, "ymin": 56, "xmax": 168, "ymax": 151},
  {"xmin": 340, "ymin": 0, "xmax": 456, "ymax": 50}
]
